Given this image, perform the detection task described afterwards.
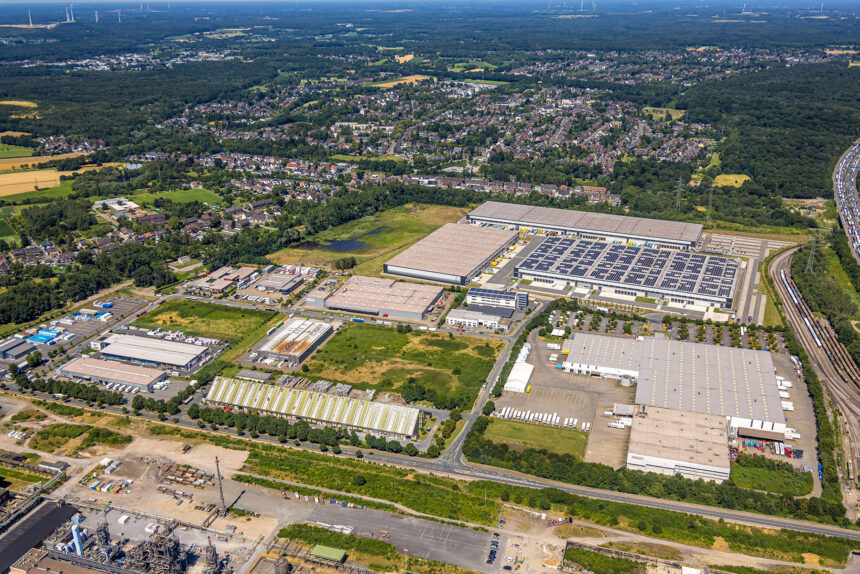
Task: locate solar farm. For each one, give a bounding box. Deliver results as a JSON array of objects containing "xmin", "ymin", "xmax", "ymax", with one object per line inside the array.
[{"xmin": 515, "ymin": 236, "xmax": 740, "ymax": 307}]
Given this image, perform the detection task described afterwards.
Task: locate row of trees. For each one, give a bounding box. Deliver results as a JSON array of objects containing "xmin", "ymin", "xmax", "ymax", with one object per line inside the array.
[{"xmin": 16, "ymin": 376, "xmax": 125, "ymax": 406}]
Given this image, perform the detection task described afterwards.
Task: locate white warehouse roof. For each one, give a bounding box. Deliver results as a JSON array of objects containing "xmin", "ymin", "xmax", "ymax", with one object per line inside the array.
[{"xmin": 101, "ymin": 333, "xmax": 207, "ymax": 368}]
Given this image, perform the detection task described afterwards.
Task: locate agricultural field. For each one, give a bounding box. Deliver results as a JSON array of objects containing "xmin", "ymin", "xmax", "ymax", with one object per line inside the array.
[
  {"xmin": 0, "ymin": 100, "xmax": 38, "ymax": 108},
  {"xmin": 0, "ymin": 179, "xmax": 75, "ymax": 204},
  {"xmin": 0, "ymin": 152, "xmax": 84, "ymax": 171},
  {"xmin": 0, "ymin": 143, "xmax": 32, "ymax": 159},
  {"xmin": 481, "ymin": 418, "xmax": 587, "ymax": 458},
  {"xmin": 303, "ymin": 323, "xmax": 501, "ymax": 401},
  {"xmin": 448, "ymin": 60, "xmax": 497, "ymax": 72},
  {"xmin": 0, "ymin": 164, "xmax": 114, "ymax": 197},
  {"xmin": 394, "ymin": 53, "xmax": 414, "ymax": 63},
  {"xmin": 714, "ymin": 174, "xmax": 752, "ymax": 187},
  {"xmin": 128, "ymin": 188, "xmax": 222, "ymax": 205},
  {"xmin": 369, "ymin": 75, "xmax": 433, "ymax": 88},
  {"xmin": 131, "ymin": 300, "xmax": 276, "ymax": 344},
  {"xmin": 269, "ymin": 203, "xmax": 468, "ymax": 273}
]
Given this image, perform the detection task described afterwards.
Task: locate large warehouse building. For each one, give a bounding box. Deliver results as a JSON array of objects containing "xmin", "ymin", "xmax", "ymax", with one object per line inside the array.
[
  {"xmin": 384, "ymin": 223, "xmax": 517, "ymax": 285},
  {"xmin": 516, "ymin": 237, "xmax": 739, "ymax": 308},
  {"xmin": 258, "ymin": 318, "xmax": 332, "ymax": 364},
  {"xmin": 563, "ymin": 332, "xmax": 785, "ymax": 438},
  {"xmin": 306, "ymin": 275, "xmax": 444, "ymax": 321},
  {"xmin": 59, "ymin": 356, "xmax": 166, "ymax": 392},
  {"xmin": 626, "ymin": 406, "xmax": 731, "ymax": 483},
  {"xmin": 96, "ymin": 334, "xmax": 211, "ymax": 371},
  {"xmin": 467, "ymin": 201, "xmax": 703, "ymax": 250},
  {"xmin": 205, "ymin": 376, "xmax": 420, "ymax": 439}
]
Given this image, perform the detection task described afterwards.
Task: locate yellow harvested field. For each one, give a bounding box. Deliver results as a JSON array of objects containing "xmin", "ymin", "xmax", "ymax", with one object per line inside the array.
[
  {"xmin": 0, "ymin": 164, "xmax": 117, "ymax": 196},
  {"xmin": 395, "ymin": 54, "xmax": 414, "ymax": 63},
  {"xmin": 375, "ymin": 75, "xmax": 431, "ymax": 88},
  {"xmin": 0, "ymin": 152, "xmax": 84, "ymax": 171},
  {"xmin": 0, "ymin": 131, "xmax": 30, "ymax": 137},
  {"xmin": 826, "ymin": 49, "xmax": 858, "ymax": 55},
  {"xmin": 714, "ymin": 174, "xmax": 751, "ymax": 187},
  {"xmin": 0, "ymin": 100, "xmax": 37, "ymax": 108},
  {"xmin": 0, "ymin": 170, "xmax": 66, "ymax": 196}
]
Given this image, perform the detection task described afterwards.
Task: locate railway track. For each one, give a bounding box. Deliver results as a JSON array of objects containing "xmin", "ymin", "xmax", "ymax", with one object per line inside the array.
[{"xmin": 771, "ymin": 247, "xmax": 860, "ymax": 485}]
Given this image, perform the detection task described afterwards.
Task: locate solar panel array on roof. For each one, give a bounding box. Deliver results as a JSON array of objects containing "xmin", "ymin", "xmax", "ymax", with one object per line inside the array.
[{"xmin": 516, "ymin": 236, "xmax": 739, "ymax": 304}]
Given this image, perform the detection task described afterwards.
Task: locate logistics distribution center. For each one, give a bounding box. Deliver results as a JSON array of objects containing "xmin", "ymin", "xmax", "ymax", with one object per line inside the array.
[
  {"xmin": 257, "ymin": 318, "xmax": 332, "ymax": 364},
  {"xmin": 384, "ymin": 223, "xmax": 518, "ymax": 285},
  {"xmin": 516, "ymin": 237, "xmax": 739, "ymax": 308},
  {"xmin": 467, "ymin": 201, "xmax": 703, "ymax": 250},
  {"xmin": 94, "ymin": 334, "xmax": 212, "ymax": 371},
  {"xmin": 205, "ymin": 376, "xmax": 420, "ymax": 439},
  {"xmin": 59, "ymin": 357, "xmax": 166, "ymax": 392},
  {"xmin": 306, "ymin": 275, "xmax": 444, "ymax": 320},
  {"xmin": 562, "ymin": 332, "xmax": 785, "ymax": 482}
]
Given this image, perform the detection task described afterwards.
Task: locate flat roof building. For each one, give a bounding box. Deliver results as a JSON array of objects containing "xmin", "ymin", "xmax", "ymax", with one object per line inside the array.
[
  {"xmin": 59, "ymin": 357, "xmax": 166, "ymax": 391},
  {"xmin": 516, "ymin": 237, "xmax": 739, "ymax": 308},
  {"xmin": 258, "ymin": 318, "xmax": 332, "ymax": 364},
  {"xmin": 256, "ymin": 273, "xmax": 303, "ymax": 294},
  {"xmin": 98, "ymin": 333, "xmax": 210, "ymax": 371},
  {"xmin": 626, "ymin": 406, "xmax": 730, "ymax": 483},
  {"xmin": 466, "ymin": 288, "xmax": 528, "ymax": 310},
  {"xmin": 468, "ymin": 201, "xmax": 703, "ymax": 250},
  {"xmin": 563, "ymin": 333, "xmax": 785, "ymax": 434},
  {"xmin": 205, "ymin": 376, "xmax": 420, "ymax": 438},
  {"xmin": 312, "ymin": 276, "xmax": 444, "ymax": 321},
  {"xmin": 446, "ymin": 308, "xmax": 507, "ymax": 331},
  {"xmin": 384, "ymin": 223, "xmax": 518, "ymax": 285},
  {"xmin": 0, "ymin": 339, "xmax": 36, "ymax": 361}
]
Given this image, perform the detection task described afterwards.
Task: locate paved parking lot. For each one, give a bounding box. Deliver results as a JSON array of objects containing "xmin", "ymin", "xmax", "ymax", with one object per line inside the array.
[{"xmin": 307, "ymin": 505, "xmax": 505, "ymax": 573}]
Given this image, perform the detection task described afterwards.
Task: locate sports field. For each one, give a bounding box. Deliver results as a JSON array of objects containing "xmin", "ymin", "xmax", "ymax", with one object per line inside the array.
[
  {"xmin": 129, "ymin": 188, "xmax": 222, "ymax": 205},
  {"xmin": 304, "ymin": 323, "xmax": 501, "ymax": 400},
  {"xmin": 482, "ymin": 418, "xmax": 588, "ymax": 457},
  {"xmin": 269, "ymin": 203, "xmax": 469, "ymax": 273},
  {"xmin": 0, "ymin": 144, "xmax": 32, "ymax": 159},
  {"xmin": 132, "ymin": 300, "xmax": 276, "ymax": 344}
]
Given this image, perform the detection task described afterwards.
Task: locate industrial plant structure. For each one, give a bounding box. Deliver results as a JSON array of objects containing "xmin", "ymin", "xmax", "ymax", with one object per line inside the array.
[
  {"xmin": 59, "ymin": 357, "xmax": 166, "ymax": 392},
  {"xmin": 306, "ymin": 275, "xmax": 444, "ymax": 320},
  {"xmin": 257, "ymin": 319, "xmax": 332, "ymax": 364}
]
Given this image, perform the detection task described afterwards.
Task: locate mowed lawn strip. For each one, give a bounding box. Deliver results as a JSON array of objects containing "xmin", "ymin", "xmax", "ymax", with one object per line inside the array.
[
  {"xmin": 268, "ymin": 203, "xmax": 469, "ymax": 271},
  {"xmin": 304, "ymin": 323, "xmax": 501, "ymax": 399},
  {"xmin": 131, "ymin": 300, "xmax": 276, "ymax": 344},
  {"xmin": 482, "ymin": 418, "xmax": 587, "ymax": 458}
]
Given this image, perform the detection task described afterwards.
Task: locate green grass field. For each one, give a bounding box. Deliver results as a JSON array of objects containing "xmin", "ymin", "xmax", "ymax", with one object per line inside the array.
[
  {"xmin": 304, "ymin": 323, "xmax": 501, "ymax": 400},
  {"xmin": 0, "ymin": 219, "xmax": 20, "ymax": 246},
  {"xmin": 132, "ymin": 300, "xmax": 276, "ymax": 344},
  {"xmin": 129, "ymin": 188, "xmax": 222, "ymax": 205},
  {"xmin": 448, "ymin": 60, "xmax": 498, "ymax": 71},
  {"xmin": 269, "ymin": 203, "xmax": 469, "ymax": 273},
  {"xmin": 482, "ymin": 419, "xmax": 587, "ymax": 457},
  {"xmin": 0, "ymin": 144, "xmax": 33, "ymax": 159},
  {"xmin": 730, "ymin": 463, "xmax": 813, "ymax": 497},
  {"xmin": 824, "ymin": 247, "xmax": 860, "ymax": 319},
  {"xmin": 0, "ymin": 179, "xmax": 75, "ymax": 204}
]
